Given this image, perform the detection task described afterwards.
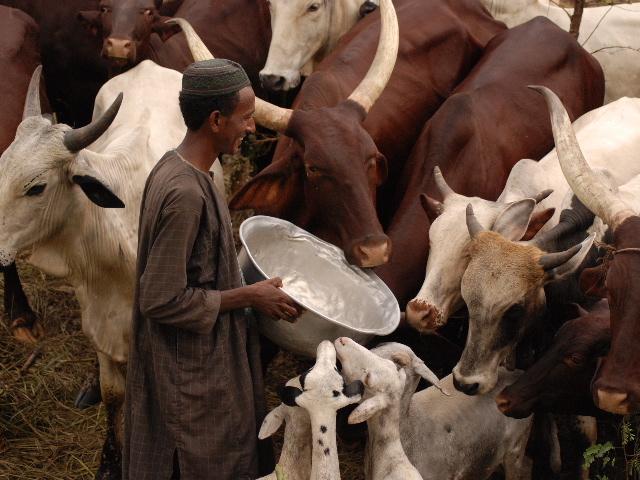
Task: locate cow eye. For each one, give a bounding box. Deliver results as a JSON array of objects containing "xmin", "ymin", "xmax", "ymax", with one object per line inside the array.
[
  {"xmin": 504, "ymin": 304, "xmax": 525, "ymax": 321},
  {"xmin": 25, "ymin": 184, "xmax": 46, "ymax": 197},
  {"xmin": 142, "ymin": 8, "xmax": 153, "ymax": 15},
  {"xmin": 100, "ymin": 6, "xmax": 111, "ymax": 13},
  {"xmin": 563, "ymin": 353, "xmax": 585, "ymax": 367},
  {"xmin": 305, "ymin": 164, "xmax": 321, "ymax": 176},
  {"xmin": 308, "ymin": 3, "xmax": 321, "ymax": 12}
]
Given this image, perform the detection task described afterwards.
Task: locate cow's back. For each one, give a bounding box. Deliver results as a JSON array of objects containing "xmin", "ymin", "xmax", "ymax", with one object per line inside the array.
[{"xmin": 0, "ymin": 6, "xmax": 39, "ymax": 152}]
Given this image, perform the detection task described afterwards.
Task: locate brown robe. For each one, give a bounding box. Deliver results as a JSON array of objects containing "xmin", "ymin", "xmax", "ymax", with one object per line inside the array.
[{"xmin": 123, "ymin": 151, "xmax": 268, "ymax": 480}]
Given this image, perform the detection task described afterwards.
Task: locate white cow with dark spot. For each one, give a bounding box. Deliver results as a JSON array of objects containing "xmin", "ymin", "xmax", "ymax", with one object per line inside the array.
[
  {"xmin": 480, "ymin": 0, "xmax": 640, "ymax": 103},
  {"xmin": 260, "ymin": 0, "xmax": 379, "ymax": 91},
  {"xmin": 336, "ymin": 339, "xmax": 533, "ymax": 480},
  {"xmin": 0, "ymin": 59, "xmax": 223, "ymax": 477}
]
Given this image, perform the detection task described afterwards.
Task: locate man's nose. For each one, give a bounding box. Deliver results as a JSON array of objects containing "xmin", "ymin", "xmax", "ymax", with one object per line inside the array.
[{"xmin": 247, "ymin": 118, "xmax": 256, "ymax": 134}]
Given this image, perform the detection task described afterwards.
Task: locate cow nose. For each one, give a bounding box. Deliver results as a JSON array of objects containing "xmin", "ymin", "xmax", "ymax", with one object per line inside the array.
[
  {"xmin": 348, "ymin": 237, "xmax": 391, "ymax": 268},
  {"xmin": 406, "ymin": 299, "xmax": 440, "ymax": 332},
  {"xmin": 260, "ymin": 73, "xmax": 287, "ymax": 91},
  {"xmin": 595, "ymin": 388, "xmax": 631, "ymax": 414},
  {"xmin": 453, "ymin": 374, "xmax": 479, "ymax": 396},
  {"xmin": 104, "ymin": 38, "xmax": 133, "ymax": 60}
]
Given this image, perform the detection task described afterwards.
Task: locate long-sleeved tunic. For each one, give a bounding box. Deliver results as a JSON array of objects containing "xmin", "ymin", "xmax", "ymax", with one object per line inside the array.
[{"xmin": 123, "ymin": 150, "xmax": 268, "ymax": 480}]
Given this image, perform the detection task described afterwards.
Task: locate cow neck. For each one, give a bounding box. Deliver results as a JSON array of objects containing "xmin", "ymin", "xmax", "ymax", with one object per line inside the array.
[
  {"xmin": 484, "ymin": 0, "xmax": 540, "ymax": 16},
  {"xmin": 307, "ymin": 408, "xmax": 341, "ymax": 480},
  {"xmin": 613, "ymin": 216, "xmax": 640, "ymax": 250},
  {"xmin": 366, "ymin": 395, "xmax": 414, "ymax": 479}
]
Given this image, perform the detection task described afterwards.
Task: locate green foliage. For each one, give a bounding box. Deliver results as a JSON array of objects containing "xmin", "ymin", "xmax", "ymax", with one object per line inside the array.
[{"xmin": 584, "ymin": 441, "xmax": 615, "ymax": 471}]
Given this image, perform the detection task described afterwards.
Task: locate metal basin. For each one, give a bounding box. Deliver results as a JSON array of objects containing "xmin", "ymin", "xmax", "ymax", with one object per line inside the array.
[{"xmin": 238, "ymin": 216, "xmax": 400, "ymax": 357}]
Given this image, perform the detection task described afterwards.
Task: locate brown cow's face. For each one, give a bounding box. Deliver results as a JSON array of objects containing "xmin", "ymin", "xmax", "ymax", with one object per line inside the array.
[
  {"xmin": 592, "ymin": 217, "xmax": 640, "ymax": 414},
  {"xmin": 495, "ymin": 304, "xmax": 610, "ymax": 418},
  {"xmin": 230, "ymin": 102, "xmax": 391, "ymax": 268}
]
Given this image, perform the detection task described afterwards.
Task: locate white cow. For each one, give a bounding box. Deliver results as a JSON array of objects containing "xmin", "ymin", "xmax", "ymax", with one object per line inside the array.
[
  {"xmin": 406, "ymin": 96, "xmax": 640, "ymax": 333},
  {"xmin": 335, "ymin": 339, "xmax": 533, "ymax": 480},
  {"xmin": 259, "ymin": 0, "xmax": 379, "ymax": 91},
  {"xmin": 0, "ymin": 59, "xmax": 223, "ymax": 476},
  {"xmin": 480, "ymin": 0, "xmax": 640, "ymax": 103}
]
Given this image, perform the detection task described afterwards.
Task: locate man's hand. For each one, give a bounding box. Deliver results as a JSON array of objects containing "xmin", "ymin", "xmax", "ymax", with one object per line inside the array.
[{"xmin": 250, "ymin": 277, "xmax": 301, "ymax": 322}]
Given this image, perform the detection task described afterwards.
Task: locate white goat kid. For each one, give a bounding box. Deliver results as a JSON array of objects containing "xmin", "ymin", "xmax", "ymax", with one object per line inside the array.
[
  {"xmin": 280, "ymin": 340, "xmax": 363, "ymax": 480},
  {"xmin": 258, "ymin": 376, "xmax": 312, "ymax": 480},
  {"xmin": 337, "ymin": 339, "xmax": 533, "ymax": 480}
]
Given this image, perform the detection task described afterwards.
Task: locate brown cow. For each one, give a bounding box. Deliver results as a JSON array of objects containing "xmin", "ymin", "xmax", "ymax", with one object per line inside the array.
[
  {"xmin": 78, "ymin": 0, "xmax": 271, "ymax": 87},
  {"xmin": 229, "ymin": 0, "xmax": 505, "ymax": 269},
  {"xmin": 0, "ymin": 6, "xmax": 43, "ymax": 343},
  {"xmin": 379, "ymin": 16, "xmax": 605, "ymax": 308},
  {"xmin": 535, "ymin": 86, "xmax": 640, "ymax": 415},
  {"xmin": 495, "ymin": 300, "xmax": 610, "ymax": 419}
]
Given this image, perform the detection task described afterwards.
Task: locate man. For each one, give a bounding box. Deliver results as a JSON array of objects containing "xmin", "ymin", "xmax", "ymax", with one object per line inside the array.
[{"xmin": 123, "ymin": 59, "xmax": 300, "ymax": 480}]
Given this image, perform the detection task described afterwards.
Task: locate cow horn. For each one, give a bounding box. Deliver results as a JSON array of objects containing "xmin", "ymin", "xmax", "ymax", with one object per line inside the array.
[
  {"xmin": 466, "ymin": 204, "xmax": 486, "ymax": 239},
  {"xmin": 530, "ymin": 85, "xmax": 633, "ymax": 230},
  {"xmin": 23, "ymin": 65, "xmax": 43, "ymax": 120},
  {"xmin": 433, "ymin": 166, "xmax": 454, "ymax": 199},
  {"xmin": 167, "ymin": 18, "xmax": 292, "ymax": 133},
  {"xmin": 63, "ymin": 93, "xmax": 123, "ymax": 152},
  {"xmin": 347, "ymin": 0, "xmax": 399, "ymax": 113},
  {"xmin": 539, "ymin": 244, "xmax": 581, "ymax": 272}
]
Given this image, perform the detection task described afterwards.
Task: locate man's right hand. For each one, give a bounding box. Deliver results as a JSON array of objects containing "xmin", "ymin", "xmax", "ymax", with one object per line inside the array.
[{"xmin": 250, "ymin": 277, "xmax": 301, "ymax": 322}]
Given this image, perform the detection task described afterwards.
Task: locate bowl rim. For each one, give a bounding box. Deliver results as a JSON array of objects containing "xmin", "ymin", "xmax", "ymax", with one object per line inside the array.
[{"xmin": 239, "ymin": 215, "xmax": 400, "ymax": 336}]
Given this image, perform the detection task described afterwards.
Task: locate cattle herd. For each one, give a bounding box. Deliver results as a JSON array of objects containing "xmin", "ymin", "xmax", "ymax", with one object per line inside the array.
[{"xmin": 0, "ymin": 0, "xmax": 639, "ymax": 479}]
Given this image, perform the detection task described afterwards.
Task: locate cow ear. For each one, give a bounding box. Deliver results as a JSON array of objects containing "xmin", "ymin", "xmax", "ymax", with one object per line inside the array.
[
  {"xmin": 492, "ymin": 198, "xmax": 536, "ymax": 240},
  {"xmin": 70, "ymin": 156, "xmax": 125, "ymax": 208},
  {"xmin": 419, "ymin": 193, "xmax": 444, "ymax": 223},
  {"xmin": 579, "ymin": 265, "xmax": 608, "ymax": 298},
  {"xmin": 77, "ymin": 11, "xmax": 102, "ymax": 37},
  {"xmin": 152, "ymin": 17, "xmax": 182, "ymax": 42},
  {"xmin": 544, "ymin": 234, "xmax": 595, "ymax": 282},
  {"xmin": 348, "ymin": 395, "xmax": 387, "ymax": 424},
  {"xmin": 229, "ymin": 162, "xmax": 302, "ymax": 215},
  {"xmin": 375, "ymin": 153, "xmax": 388, "ymax": 186},
  {"xmin": 258, "ymin": 405, "xmax": 287, "ymax": 439},
  {"xmin": 520, "ymin": 207, "xmax": 555, "ymax": 241},
  {"xmin": 278, "ymin": 385, "xmax": 303, "ymax": 407}
]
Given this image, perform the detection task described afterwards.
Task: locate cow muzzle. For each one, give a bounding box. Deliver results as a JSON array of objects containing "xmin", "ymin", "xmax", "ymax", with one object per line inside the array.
[
  {"xmin": 259, "ymin": 71, "xmax": 301, "ymax": 92},
  {"xmin": 594, "ymin": 388, "xmax": 634, "ymax": 415},
  {"xmin": 346, "ymin": 235, "xmax": 391, "ymax": 268},
  {"xmin": 103, "ymin": 37, "xmax": 136, "ymax": 64},
  {"xmin": 0, "ymin": 248, "xmax": 17, "ymax": 268},
  {"xmin": 405, "ymin": 299, "xmax": 441, "ymax": 333}
]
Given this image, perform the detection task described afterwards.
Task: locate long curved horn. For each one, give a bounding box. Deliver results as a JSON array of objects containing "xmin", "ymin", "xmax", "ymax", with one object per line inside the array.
[
  {"xmin": 539, "ymin": 244, "xmax": 580, "ymax": 271},
  {"xmin": 347, "ymin": 0, "xmax": 399, "ymax": 113},
  {"xmin": 23, "ymin": 65, "xmax": 43, "ymax": 120},
  {"xmin": 167, "ymin": 18, "xmax": 292, "ymax": 133},
  {"xmin": 433, "ymin": 166, "xmax": 454, "ymax": 199},
  {"xmin": 63, "ymin": 93, "xmax": 123, "ymax": 152},
  {"xmin": 530, "ymin": 85, "xmax": 633, "ymax": 230},
  {"xmin": 466, "ymin": 204, "xmax": 486, "ymax": 239}
]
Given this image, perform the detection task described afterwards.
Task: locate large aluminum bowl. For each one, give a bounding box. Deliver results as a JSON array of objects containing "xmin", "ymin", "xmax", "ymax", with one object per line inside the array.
[{"xmin": 238, "ymin": 216, "xmax": 400, "ymax": 357}]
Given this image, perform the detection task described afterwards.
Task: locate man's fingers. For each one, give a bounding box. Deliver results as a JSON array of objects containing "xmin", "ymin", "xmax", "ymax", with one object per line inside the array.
[
  {"xmin": 280, "ymin": 304, "xmax": 299, "ymax": 318},
  {"xmin": 268, "ymin": 277, "xmax": 283, "ymax": 288}
]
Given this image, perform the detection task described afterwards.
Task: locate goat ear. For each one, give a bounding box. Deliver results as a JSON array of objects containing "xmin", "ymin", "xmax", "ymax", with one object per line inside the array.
[
  {"xmin": 492, "ymin": 198, "xmax": 536, "ymax": 240},
  {"xmin": 390, "ymin": 351, "xmax": 412, "ymax": 368},
  {"xmin": 259, "ymin": 405, "xmax": 287, "ymax": 439},
  {"xmin": 279, "ymin": 385, "xmax": 302, "ymax": 407},
  {"xmin": 520, "ymin": 208, "xmax": 555, "ymax": 241},
  {"xmin": 413, "ymin": 359, "xmax": 449, "ymax": 396},
  {"xmin": 348, "ymin": 395, "xmax": 387, "ymax": 424}
]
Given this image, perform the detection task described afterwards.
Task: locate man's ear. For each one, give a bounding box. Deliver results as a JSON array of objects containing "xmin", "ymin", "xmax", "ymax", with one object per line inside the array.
[
  {"xmin": 259, "ymin": 405, "xmax": 287, "ymax": 439},
  {"xmin": 348, "ymin": 395, "xmax": 386, "ymax": 424},
  {"xmin": 152, "ymin": 17, "xmax": 183, "ymax": 42},
  {"xmin": 70, "ymin": 156, "xmax": 125, "ymax": 208},
  {"xmin": 208, "ymin": 110, "xmax": 223, "ymax": 132},
  {"xmin": 77, "ymin": 11, "xmax": 102, "ymax": 37},
  {"xmin": 229, "ymin": 160, "xmax": 303, "ymax": 215}
]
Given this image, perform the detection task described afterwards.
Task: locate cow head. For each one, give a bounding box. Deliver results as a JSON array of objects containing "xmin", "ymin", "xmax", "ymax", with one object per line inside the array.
[
  {"xmin": 260, "ymin": 0, "xmax": 376, "ymax": 91},
  {"xmin": 405, "ymin": 168, "xmax": 553, "ymax": 333},
  {"xmin": 495, "ymin": 300, "xmax": 610, "ymax": 418},
  {"xmin": 78, "ymin": 0, "xmax": 178, "ymax": 68},
  {"xmin": 533, "ymin": 85, "xmax": 640, "ymax": 414},
  {"xmin": 452, "ymin": 204, "xmax": 594, "ymax": 395},
  {"xmin": 171, "ymin": 0, "xmax": 397, "ymax": 268},
  {"xmin": 0, "ymin": 66, "xmax": 124, "ymax": 267}
]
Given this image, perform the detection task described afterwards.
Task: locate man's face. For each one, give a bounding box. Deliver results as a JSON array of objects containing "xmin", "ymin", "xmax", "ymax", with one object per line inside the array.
[{"xmin": 215, "ymin": 86, "xmax": 256, "ymax": 155}]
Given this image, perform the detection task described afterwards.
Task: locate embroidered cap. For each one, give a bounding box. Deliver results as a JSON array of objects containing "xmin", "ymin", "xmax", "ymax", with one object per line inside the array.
[{"xmin": 181, "ymin": 59, "xmax": 250, "ymax": 97}]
